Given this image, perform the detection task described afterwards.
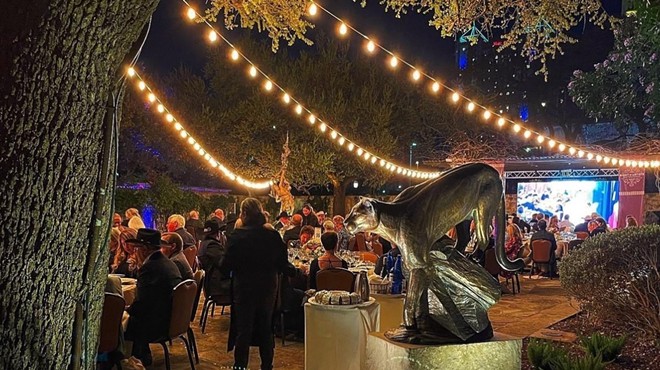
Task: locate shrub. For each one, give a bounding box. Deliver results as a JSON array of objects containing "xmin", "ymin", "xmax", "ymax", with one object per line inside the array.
[
  {"xmin": 527, "ymin": 339, "xmax": 567, "ymax": 370},
  {"xmin": 560, "ymin": 225, "xmax": 660, "ymax": 338},
  {"xmin": 579, "ymin": 333, "xmax": 626, "ymax": 362},
  {"xmin": 551, "ymin": 353, "xmax": 607, "ymax": 370}
]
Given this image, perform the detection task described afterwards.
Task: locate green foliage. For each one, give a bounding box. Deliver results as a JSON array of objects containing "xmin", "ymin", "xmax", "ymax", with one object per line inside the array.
[
  {"xmin": 560, "ymin": 225, "xmax": 660, "ymax": 339},
  {"xmin": 551, "ymin": 353, "xmax": 607, "ymax": 370},
  {"xmin": 569, "ymin": 1, "xmax": 660, "ymax": 134},
  {"xmin": 527, "ymin": 339, "xmax": 567, "ymax": 370},
  {"xmin": 579, "ymin": 333, "xmax": 626, "ymax": 363}
]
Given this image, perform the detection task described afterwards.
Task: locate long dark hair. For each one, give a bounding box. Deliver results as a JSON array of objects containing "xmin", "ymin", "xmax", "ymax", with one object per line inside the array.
[{"xmin": 240, "ymin": 198, "xmax": 266, "ymax": 227}]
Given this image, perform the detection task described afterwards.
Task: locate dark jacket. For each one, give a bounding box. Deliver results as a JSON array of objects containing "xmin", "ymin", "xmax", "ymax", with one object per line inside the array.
[
  {"xmin": 185, "ymin": 218, "xmax": 205, "ymax": 242},
  {"xmin": 589, "ymin": 226, "xmax": 607, "ymax": 237},
  {"xmin": 308, "ymin": 258, "xmax": 348, "ymax": 290},
  {"xmin": 282, "ymin": 225, "xmax": 302, "ymax": 246},
  {"xmin": 127, "ymin": 251, "xmax": 182, "ymax": 342},
  {"xmin": 296, "ymin": 211, "xmax": 320, "ymax": 228},
  {"xmin": 198, "ymin": 236, "xmax": 231, "ymax": 298},
  {"xmin": 220, "ymin": 226, "xmax": 297, "ymax": 350},
  {"xmin": 574, "ymin": 222, "xmax": 589, "ymax": 233},
  {"xmin": 170, "ymin": 251, "xmax": 194, "ymax": 280},
  {"xmin": 530, "ymin": 230, "xmax": 558, "ymax": 253},
  {"xmin": 375, "ymin": 248, "xmax": 401, "ymax": 276},
  {"xmin": 175, "ymin": 227, "xmax": 197, "ymax": 248}
]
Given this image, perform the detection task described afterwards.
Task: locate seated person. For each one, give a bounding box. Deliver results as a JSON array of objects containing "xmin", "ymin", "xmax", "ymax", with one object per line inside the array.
[
  {"xmin": 530, "ymin": 220, "xmax": 558, "ymax": 276},
  {"xmin": 374, "ymin": 243, "xmax": 400, "ymax": 277},
  {"xmin": 273, "ymin": 212, "xmax": 290, "ymax": 231},
  {"xmin": 289, "ymin": 225, "xmax": 315, "ymax": 249},
  {"xmin": 283, "ymin": 214, "xmax": 303, "ymax": 246},
  {"xmin": 111, "ymin": 229, "xmax": 139, "ymax": 278},
  {"xmin": 197, "ymin": 220, "xmax": 231, "ymax": 299},
  {"xmin": 308, "ymin": 232, "xmax": 348, "ymax": 290},
  {"xmin": 124, "ymin": 229, "xmax": 182, "ymax": 366},
  {"xmin": 589, "ymin": 217, "xmax": 608, "ymax": 237},
  {"xmin": 161, "ymin": 232, "xmax": 194, "ymax": 280},
  {"xmin": 167, "ymin": 214, "xmax": 196, "ymax": 249}
]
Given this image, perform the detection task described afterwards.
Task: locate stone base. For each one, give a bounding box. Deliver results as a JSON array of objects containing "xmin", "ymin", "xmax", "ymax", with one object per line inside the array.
[{"xmin": 366, "ymin": 332, "xmax": 522, "ymax": 370}]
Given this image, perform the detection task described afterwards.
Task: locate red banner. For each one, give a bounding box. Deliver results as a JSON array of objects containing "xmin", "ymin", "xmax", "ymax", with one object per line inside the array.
[{"xmin": 617, "ymin": 168, "xmax": 646, "ymax": 229}]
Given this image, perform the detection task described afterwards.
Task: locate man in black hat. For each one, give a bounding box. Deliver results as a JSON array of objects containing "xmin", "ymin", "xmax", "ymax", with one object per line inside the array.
[
  {"xmin": 124, "ymin": 228, "xmax": 182, "ymax": 366},
  {"xmin": 273, "ymin": 211, "xmax": 290, "ymax": 231},
  {"xmin": 197, "ymin": 220, "xmax": 231, "ymax": 299}
]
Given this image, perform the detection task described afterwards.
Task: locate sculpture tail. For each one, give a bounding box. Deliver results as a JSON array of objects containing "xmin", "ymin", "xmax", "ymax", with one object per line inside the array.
[{"xmin": 496, "ymin": 194, "xmax": 525, "ymax": 272}]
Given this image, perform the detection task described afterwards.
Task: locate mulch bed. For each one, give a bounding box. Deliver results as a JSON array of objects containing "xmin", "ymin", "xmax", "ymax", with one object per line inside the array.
[{"xmin": 520, "ymin": 312, "xmax": 660, "ymax": 369}]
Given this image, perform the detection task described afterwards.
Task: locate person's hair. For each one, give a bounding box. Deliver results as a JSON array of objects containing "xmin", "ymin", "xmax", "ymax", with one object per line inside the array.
[
  {"xmin": 595, "ymin": 217, "xmax": 608, "ymax": 230},
  {"xmin": 291, "ymin": 214, "xmax": 303, "ymax": 226},
  {"xmin": 113, "ymin": 228, "xmax": 137, "ymax": 271},
  {"xmin": 321, "ymin": 231, "xmax": 339, "ymax": 251},
  {"xmin": 300, "ymin": 225, "xmax": 315, "ymax": 237},
  {"xmin": 626, "ymin": 215, "xmax": 638, "ymax": 227},
  {"xmin": 506, "ymin": 223, "xmax": 522, "ymax": 240},
  {"xmin": 162, "ymin": 232, "xmax": 184, "ymax": 253},
  {"xmin": 537, "ymin": 219, "xmax": 547, "ymax": 230},
  {"xmin": 214, "ymin": 208, "xmax": 225, "ymax": 218},
  {"xmin": 125, "ymin": 208, "xmax": 140, "ymax": 218},
  {"xmin": 323, "ymin": 220, "xmax": 335, "ymax": 231},
  {"xmin": 168, "ymin": 214, "xmax": 186, "ymax": 228},
  {"xmin": 564, "ymin": 214, "xmax": 570, "ymax": 220},
  {"xmin": 189, "ymin": 210, "xmax": 199, "ymax": 219},
  {"xmin": 127, "ymin": 216, "xmax": 145, "ymax": 230},
  {"xmin": 332, "ymin": 215, "xmax": 344, "ymax": 223},
  {"xmin": 239, "ymin": 198, "xmax": 266, "ymax": 227},
  {"xmin": 512, "ymin": 216, "xmax": 520, "ymax": 224},
  {"xmin": 263, "ymin": 211, "xmax": 270, "ymax": 222},
  {"xmin": 110, "ymin": 228, "xmax": 121, "ymax": 251},
  {"xmin": 303, "ymin": 204, "xmax": 313, "ymax": 211}
]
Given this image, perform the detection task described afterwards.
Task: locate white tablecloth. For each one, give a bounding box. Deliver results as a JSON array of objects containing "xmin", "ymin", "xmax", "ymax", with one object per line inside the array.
[
  {"xmin": 370, "ymin": 294, "xmax": 404, "ymax": 332},
  {"xmin": 305, "ymin": 300, "xmax": 380, "ymax": 370}
]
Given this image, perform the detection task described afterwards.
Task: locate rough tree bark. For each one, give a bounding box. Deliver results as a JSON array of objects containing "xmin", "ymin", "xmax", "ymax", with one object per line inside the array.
[
  {"xmin": 329, "ymin": 174, "xmax": 353, "ymax": 216},
  {"xmin": 0, "ymin": 1, "xmax": 159, "ymax": 369}
]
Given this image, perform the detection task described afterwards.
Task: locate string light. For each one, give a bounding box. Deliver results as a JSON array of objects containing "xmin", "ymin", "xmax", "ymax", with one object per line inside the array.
[
  {"xmin": 483, "ymin": 111, "xmax": 491, "ymax": 120},
  {"xmin": 264, "ymin": 80, "xmax": 273, "ymax": 91},
  {"xmin": 513, "ymin": 124, "xmax": 521, "ymax": 133},
  {"xmin": 230, "ymin": 49, "xmax": 239, "ymax": 61},
  {"xmin": 208, "ymin": 30, "xmax": 217, "ymax": 42},
  {"xmin": 523, "ymin": 130, "xmax": 531, "ymax": 139},
  {"xmin": 338, "ymin": 23, "xmax": 348, "ymax": 35},
  {"xmin": 537, "ymin": 135, "xmax": 545, "ymax": 144},
  {"xmin": 412, "ymin": 70, "xmax": 421, "ymax": 81},
  {"xmin": 296, "ymin": 1, "xmax": 658, "ymax": 166},
  {"xmin": 249, "ymin": 66, "xmax": 257, "ymax": 77},
  {"xmin": 308, "ymin": 3, "xmax": 318, "ymax": 16},
  {"xmin": 451, "ymin": 92, "xmax": 460, "ymax": 102},
  {"xmin": 186, "ymin": 7, "xmax": 196, "ymax": 20},
  {"xmin": 467, "ymin": 102, "xmax": 475, "ymax": 112},
  {"xmin": 295, "ymin": 104, "xmax": 303, "ymax": 115},
  {"xmin": 126, "ymin": 67, "xmax": 272, "ymax": 189},
  {"xmin": 282, "ymin": 93, "xmax": 291, "ymax": 104},
  {"xmin": 308, "ymin": 114, "xmax": 316, "ymax": 124}
]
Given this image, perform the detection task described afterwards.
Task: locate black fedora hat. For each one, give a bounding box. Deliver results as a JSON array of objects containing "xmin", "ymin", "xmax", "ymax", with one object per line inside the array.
[
  {"xmin": 125, "ymin": 228, "xmax": 167, "ymax": 249},
  {"xmin": 204, "ymin": 219, "xmax": 221, "ymax": 234}
]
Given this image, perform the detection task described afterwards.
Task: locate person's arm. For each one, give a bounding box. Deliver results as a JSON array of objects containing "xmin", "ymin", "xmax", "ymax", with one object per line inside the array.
[
  {"xmin": 309, "ymin": 259, "xmax": 319, "ymax": 290},
  {"xmin": 219, "ymin": 237, "xmax": 237, "ymax": 275}
]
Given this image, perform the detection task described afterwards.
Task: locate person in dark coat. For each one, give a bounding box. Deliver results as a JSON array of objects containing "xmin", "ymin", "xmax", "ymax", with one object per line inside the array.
[
  {"xmin": 124, "ymin": 229, "xmax": 182, "ymax": 366},
  {"xmin": 574, "ymin": 215, "xmax": 591, "ymax": 233},
  {"xmin": 513, "ymin": 215, "xmax": 531, "ymax": 233},
  {"xmin": 220, "ymin": 198, "xmax": 297, "ymax": 370},
  {"xmin": 282, "ymin": 214, "xmax": 303, "ymax": 246},
  {"xmin": 162, "ymin": 232, "xmax": 194, "ymax": 280},
  {"xmin": 185, "ymin": 210, "xmax": 205, "ymax": 243},
  {"xmin": 273, "ymin": 211, "xmax": 290, "ymax": 231},
  {"xmin": 589, "ymin": 217, "xmax": 608, "ymax": 237},
  {"xmin": 197, "ymin": 220, "xmax": 231, "ymax": 299},
  {"xmin": 167, "ymin": 214, "xmax": 196, "ymax": 249},
  {"xmin": 297, "ymin": 203, "xmax": 320, "ymax": 228},
  {"xmin": 530, "ymin": 220, "xmax": 558, "ymax": 276}
]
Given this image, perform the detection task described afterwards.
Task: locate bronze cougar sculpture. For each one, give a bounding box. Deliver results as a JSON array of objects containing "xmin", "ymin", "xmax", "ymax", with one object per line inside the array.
[{"xmin": 345, "ymin": 163, "xmax": 525, "ymax": 343}]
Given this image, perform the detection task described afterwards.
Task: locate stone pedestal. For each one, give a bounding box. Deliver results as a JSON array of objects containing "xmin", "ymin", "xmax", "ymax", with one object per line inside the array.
[{"xmin": 366, "ymin": 332, "xmax": 522, "ymax": 370}]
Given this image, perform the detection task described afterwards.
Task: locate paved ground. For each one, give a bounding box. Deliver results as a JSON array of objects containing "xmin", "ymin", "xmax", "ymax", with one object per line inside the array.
[{"xmin": 145, "ymin": 275, "xmax": 577, "ymax": 369}]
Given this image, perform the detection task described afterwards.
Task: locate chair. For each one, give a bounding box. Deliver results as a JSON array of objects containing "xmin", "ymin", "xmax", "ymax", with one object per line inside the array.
[
  {"xmin": 349, "ymin": 233, "xmax": 368, "ymax": 252},
  {"xmin": 97, "ymin": 293, "xmax": 125, "ymax": 368},
  {"xmin": 530, "ymin": 240, "xmax": 554, "ymax": 279},
  {"xmin": 371, "ymin": 241, "xmax": 383, "ymax": 256},
  {"xmin": 153, "ymin": 279, "xmax": 197, "ymax": 370},
  {"xmin": 183, "ymin": 246, "xmax": 198, "ymax": 272},
  {"xmin": 274, "ymin": 274, "xmax": 289, "ymax": 346},
  {"xmin": 316, "ymin": 268, "xmax": 355, "ymax": 292},
  {"xmin": 575, "ymin": 231, "xmax": 589, "ymax": 240},
  {"xmin": 568, "ymin": 239, "xmax": 584, "ymax": 252},
  {"xmin": 188, "ymin": 270, "xmax": 205, "ymax": 364},
  {"xmin": 360, "ymin": 251, "xmax": 379, "ymax": 264},
  {"xmin": 485, "ymin": 248, "xmax": 520, "ymax": 294},
  {"xmin": 199, "ymin": 277, "xmax": 232, "ymax": 334}
]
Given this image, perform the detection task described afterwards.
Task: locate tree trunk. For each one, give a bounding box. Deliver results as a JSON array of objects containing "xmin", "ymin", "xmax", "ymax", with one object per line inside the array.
[
  {"xmin": 329, "ymin": 176, "xmax": 352, "ymax": 216},
  {"xmin": 0, "ymin": 1, "xmax": 159, "ymax": 369}
]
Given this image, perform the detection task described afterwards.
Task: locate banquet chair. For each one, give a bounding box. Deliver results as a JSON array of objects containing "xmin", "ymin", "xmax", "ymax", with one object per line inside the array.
[
  {"xmin": 371, "ymin": 241, "xmax": 383, "ymax": 256},
  {"xmin": 152, "ymin": 279, "xmax": 197, "ymax": 370},
  {"xmin": 568, "ymin": 239, "xmax": 584, "ymax": 252},
  {"xmin": 349, "ymin": 233, "xmax": 368, "ymax": 252},
  {"xmin": 530, "ymin": 240, "xmax": 554, "ymax": 279},
  {"xmin": 97, "ymin": 293, "xmax": 125, "ymax": 369},
  {"xmin": 484, "ymin": 248, "xmax": 520, "ymax": 294},
  {"xmin": 316, "ymin": 268, "xmax": 355, "ymax": 292},
  {"xmin": 183, "ymin": 246, "xmax": 198, "ymax": 272},
  {"xmin": 575, "ymin": 231, "xmax": 589, "ymax": 240},
  {"xmin": 188, "ymin": 269, "xmax": 205, "ymax": 364},
  {"xmin": 274, "ymin": 274, "xmax": 289, "ymax": 346},
  {"xmin": 200, "ymin": 277, "xmax": 232, "ymax": 334},
  {"xmin": 360, "ymin": 251, "xmax": 379, "ymax": 264}
]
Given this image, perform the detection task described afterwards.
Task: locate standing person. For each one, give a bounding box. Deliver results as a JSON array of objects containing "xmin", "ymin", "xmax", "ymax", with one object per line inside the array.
[
  {"xmin": 197, "ymin": 220, "xmax": 231, "ymax": 298},
  {"xmin": 574, "ymin": 215, "xmax": 591, "ymax": 233},
  {"xmin": 298, "ymin": 203, "xmax": 319, "ymax": 227},
  {"xmin": 185, "ymin": 210, "xmax": 205, "ymax": 243},
  {"xmin": 513, "ymin": 215, "xmax": 531, "ymax": 234},
  {"xmin": 167, "ymin": 214, "xmax": 196, "ymax": 249},
  {"xmin": 124, "ymin": 229, "xmax": 182, "ymax": 365},
  {"xmin": 220, "ymin": 198, "xmax": 297, "ymax": 370}
]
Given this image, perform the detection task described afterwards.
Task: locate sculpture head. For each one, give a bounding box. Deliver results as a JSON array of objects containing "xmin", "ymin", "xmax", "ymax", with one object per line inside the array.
[{"xmin": 344, "ymin": 197, "xmax": 379, "ymax": 235}]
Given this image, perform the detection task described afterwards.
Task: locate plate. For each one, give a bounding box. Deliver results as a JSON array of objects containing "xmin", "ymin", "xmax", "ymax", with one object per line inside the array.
[
  {"xmin": 307, "ymin": 296, "xmax": 375, "ymax": 309},
  {"xmin": 120, "ymin": 277, "xmax": 137, "ymax": 285}
]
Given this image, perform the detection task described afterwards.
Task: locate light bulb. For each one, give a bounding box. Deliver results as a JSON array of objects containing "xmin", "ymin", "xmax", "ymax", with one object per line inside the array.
[
  {"xmin": 569, "ymin": 147, "xmax": 576, "ymax": 155},
  {"xmin": 187, "ymin": 8, "xmax": 196, "ymax": 20},
  {"xmin": 483, "ymin": 111, "xmax": 491, "ymax": 120},
  {"xmin": 204, "ymin": 153, "xmax": 211, "ymax": 161},
  {"xmin": 198, "ymin": 149, "xmax": 205, "ymax": 156},
  {"xmin": 264, "ymin": 80, "xmax": 273, "ymax": 91},
  {"xmin": 138, "ymin": 81, "xmax": 146, "ymax": 90},
  {"xmin": 331, "ymin": 130, "xmax": 337, "ymax": 139},
  {"xmin": 209, "ymin": 159, "xmax": 217, "ymax": 167},
  {"xmin": 371, "ymin": 157, "xmax": 377, "ymax": 164},
  {"xmin": 308, "ymin": 3, "xmax": 318, "ymax": 16},
  {"xmin": 537, "ymin": 135, "xmax": 544, "ymax": 143},
  {"xmin": 174, "ymin": 122, "xmax": 182, "ymax": 131},
  {"xmin": 523, "ymin": 130, "xmax": 531, "ymax": 139},
  {"xmin": 295, "ymin": 104, "xmax": 303, "ymax": 115},
  {"xmin": 431, "ymin": 82, "xmax": 440, "ymax": 93},
  {"xmin": 578, "ymin": 150, "xmax": 584, "ymax": 157},
  {"xmin": 366, "ymin": 40, "xmax": 375, "ymax": 53},
  {"xmin": 194, "ymin": 143, "xmax": 201, "ymax": 150},
  {"xmin": 513, "ymin": 124, "xmax": 521, "ymax": 133},
  {"xmin": 587, "ymin": 153, "xmax": 594, "ymax": 160},
  {"xmin": 157, "ymin": 104, "xmax": 164, "ymax": 113},
  {"xmin": 231, "ymin": 49, "xmax": 239, "ymax": 61},
  {"xmin": 165, "ymin": 114, "xmax": 174, "ymax": 122},
  {"xmin": 319, "ymin": 123, "xmax": 326, "ymax": 132},
  {"xmin": 249, "ymin": 66, "xmax": 257, "ymax": 77},
  {"xmin": 282, "ymin": 93, "xmax": 290, "ymax": 104},
  {"xmin": 412, "ymin": 70, "xmax": 421, "ymax": 81},
  {"xmin": 308, "ymin": 114, "xmax": 316, "ymax": 124},
  {"xmin": 338, "ymin": 137, "xmax": 345, "ymax": 146},
  {"xmin": 187, "ymin": 137, "xmax": 195, "ymax": 145},
  {"xmin": 347, "ymin": 143, "xmax": 355, "ymax": 151},
  {"xmin": 467, "ymin": 102, "xmax": 475, "ymax": 112},
  {"xmin": 497, "ymin": 118, "xmax": 505, "ymax": 127},
  {"xmin": 603, "ymin": 157, "xmax": 610, "ymax": 164},
  {"xmin": 558, "ymin": 143, "xmax": 566, "ymax": 152},
  {"xmin": 147, "ymin": 93, "xmax": 156, "ymax": 102},
  {"xmin": 364, "ymin": 152, "xmax": 371, "ymax": 160},
  {"xmin": 357, "ymin": 148, "xmax": 364, "ymax": 156},
  {"xmin": 339, "ymin": 23, "xmax": 348, "ymax": 35},
  {"xmin": 451, "ymin": 92, "xmax": 460, "ymax": 102},
  {"xmin": 209, "ymin": 31, "xmax": 218, "ymax": 42},
  {"xmin": 389, "ymin": 56, "xmax": 398, "ymax": 68},
  {"xmin": 180, "ymin": 130, "xmax": 187, "ymax": 138},
  {"xmin": 596, "ymin": 155, "xmax": 602, "ymax": 162},
  {"xmin": 612, "ymin": 158, "xmax": 618, "ymax": 166},
  {"xmin": 127, "ymin": 67, "xmax": 135, "ymax": 77},
  {"xmin": 548, "ymin": 139, "xmax": 556, "ymax": 148},
  {"xmin": 380, "ymin": 159, "xmax": 386, "ymax": 166}
]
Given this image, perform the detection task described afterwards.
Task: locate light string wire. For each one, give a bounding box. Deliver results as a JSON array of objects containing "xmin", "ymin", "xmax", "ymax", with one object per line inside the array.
[
  {"xmin": 125, "ymin": 68, "xmax": 273, "ymax": 189},
  {"xmin": 182, "ymin": 0, "xmax": 442, "ymax": 179},
  {"xmin": 306, "ymin": 1, "xmax": 658, "ymax": 169}
]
